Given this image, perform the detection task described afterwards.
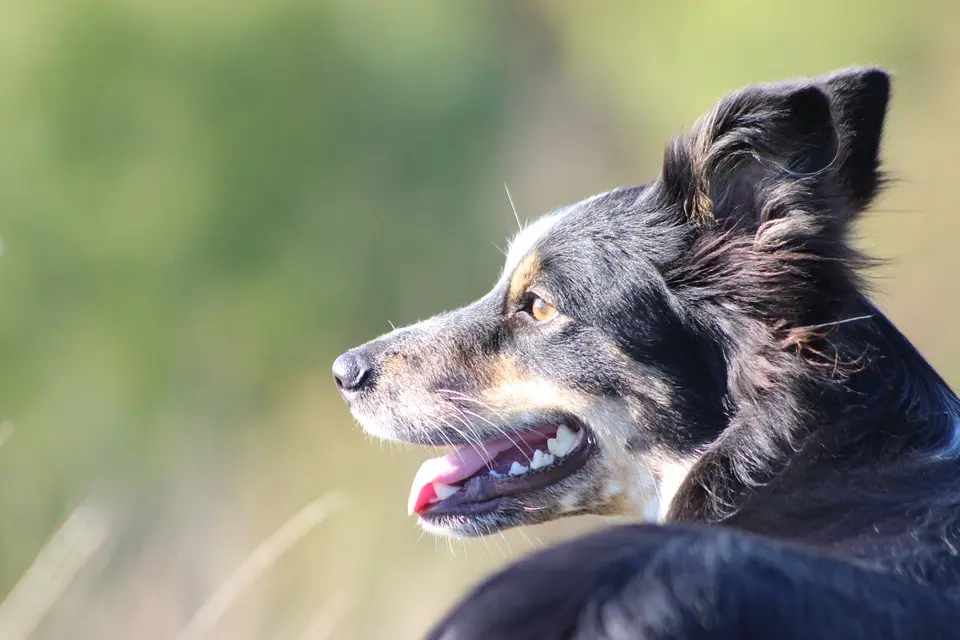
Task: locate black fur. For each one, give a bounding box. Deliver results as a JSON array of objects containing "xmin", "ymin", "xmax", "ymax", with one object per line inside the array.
[{"xmin": 427, "ymin": 525, "xmax": 960, "ymax": 640}]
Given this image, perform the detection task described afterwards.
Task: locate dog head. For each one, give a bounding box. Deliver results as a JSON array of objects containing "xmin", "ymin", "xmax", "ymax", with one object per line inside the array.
[{"xmin": 334, "ymin": 67, "xmax": 890, "ymax": 537}]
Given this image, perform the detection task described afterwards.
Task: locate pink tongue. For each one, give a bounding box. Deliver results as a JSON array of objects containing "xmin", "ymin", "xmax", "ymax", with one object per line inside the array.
[{"xmin": 407, "ymin": 436, "xmax": 521, "ymax": 516}]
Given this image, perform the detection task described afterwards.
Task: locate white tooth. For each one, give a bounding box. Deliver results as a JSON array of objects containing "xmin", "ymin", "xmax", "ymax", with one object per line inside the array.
[
  {"xmin": 531, "ymin": 450, "xmax": 545, "ymax": 469},
  {"xmin": 488, "ymin": 470, "xmax": 504, "ymax": 478},
  {"xmin": 554, "ymin": 440, "xmax": 573, "ymax": 457},
  {"xmin": 433, "ymin": 482, "xmax": 460, "ymax": 500},
  {"xmin": 546, "ymin": 438, "xmax": 563, "ymax": 456},
  {"xmin": 509, "ymin": 461, "xmax": 529, "ymax": 476},
  {"xmin": 554, "ymin": 425, "xmax": 577, "ymax": 454},
  {"xmin": 556, "ymin": 424, "xmax": 576, "ymax": 443},
  {"xmin": 541, "ymin": 453, "xmax": 555, "ymax": 467}
]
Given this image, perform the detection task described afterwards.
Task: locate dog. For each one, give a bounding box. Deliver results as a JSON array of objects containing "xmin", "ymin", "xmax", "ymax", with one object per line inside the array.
[{"xmin": 335, "ymin": 67, "xmax": 960, "ymax": 637}]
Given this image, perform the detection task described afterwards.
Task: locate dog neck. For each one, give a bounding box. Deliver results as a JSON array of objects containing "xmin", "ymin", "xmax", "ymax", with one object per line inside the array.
[{"xmin": 665, "ymin": 298, "xmax": 960, "ymax": 524}]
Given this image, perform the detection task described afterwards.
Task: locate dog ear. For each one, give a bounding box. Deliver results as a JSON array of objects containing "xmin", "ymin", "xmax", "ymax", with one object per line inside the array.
[
  {"xmin": 819, "ymin": 67, "xmax": 890, "ymax": 212},
  {"xmin": 661, "ymin": 68, "xmax": 889, "ymax": 230}
]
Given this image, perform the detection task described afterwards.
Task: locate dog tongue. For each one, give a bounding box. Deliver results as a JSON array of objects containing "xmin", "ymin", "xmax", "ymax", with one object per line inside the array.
[{"xmin": 407, "ymin": 436, "xmax": 519, "ymax": 515}]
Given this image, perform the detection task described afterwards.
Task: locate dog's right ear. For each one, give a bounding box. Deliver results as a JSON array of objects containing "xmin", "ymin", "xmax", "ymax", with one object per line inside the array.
[{"xmin": 659, "ymin": 67, "xmax": 890, "ymax": 231}]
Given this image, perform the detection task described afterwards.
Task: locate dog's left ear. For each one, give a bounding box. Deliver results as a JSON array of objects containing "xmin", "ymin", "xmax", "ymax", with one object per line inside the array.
[
  {"xmin": 661, "ymin": 67, "xmax": 890, "ymax": 229},
  {"xmin": 820, "ymin": 67, "xmax": 890, "ymax": 212}
]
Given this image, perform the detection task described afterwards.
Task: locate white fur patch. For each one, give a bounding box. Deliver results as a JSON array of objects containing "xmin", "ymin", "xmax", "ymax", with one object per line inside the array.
[
  {"xmin": 499, "ymin": 190, "xmax": 614, "ymax": 287},
  {"xmin": 630, "ymin": 471, "xmax": 660, "ymax": 521},
  {"xmin": 500, "ymin": 212, "xmax": 563, "ymax": 283},
  {"xmin": 653, "ymin": 461, "xmax": 694, "ymax": 522}
]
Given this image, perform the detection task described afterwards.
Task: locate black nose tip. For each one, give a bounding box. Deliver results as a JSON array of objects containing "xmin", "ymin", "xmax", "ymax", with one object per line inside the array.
[{"xmin": 333, "ymin": 349, "xmax": 372, "ymax": 393}]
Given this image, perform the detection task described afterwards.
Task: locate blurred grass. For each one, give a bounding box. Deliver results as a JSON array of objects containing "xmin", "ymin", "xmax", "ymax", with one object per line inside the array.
[{"xmin": 0, "ymin": 1, "xmax": 959, "ymax": 637}]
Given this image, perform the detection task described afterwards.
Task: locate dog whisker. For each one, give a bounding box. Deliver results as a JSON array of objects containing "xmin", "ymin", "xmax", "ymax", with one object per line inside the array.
[
  {"xmin": 443, "ymin": 413, "xmax": 496, "ymax": 471},
  {"xmin": 796, "ymin": 314, "xmax": 874, "ymax": 332},
  {"xmin": 437, "ymin": 390, "xmax": 539, "ymax": 463},
  {"xmin": 434, "ymin": 417, "xmax": 492, "ymax": 470},
  {"xmin": 436, "ymin": 389, "xmax": 511, "ymax": 422},
  {"xmin": 504, "ymin": 182, "xmax": 523, "ymax": 231},
  {"xmin": 456, "ymin": 407, "xmax": 534, "ymax": 466},
  {"xmin": 438, "ymin": 390, "xmax": 555, "ymax": 445}
]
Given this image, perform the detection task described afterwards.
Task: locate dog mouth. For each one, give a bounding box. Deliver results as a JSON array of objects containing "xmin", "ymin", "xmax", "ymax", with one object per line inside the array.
[{"xmin": 407, "ymin": 419, "xmax": 595, "ymax": 519}]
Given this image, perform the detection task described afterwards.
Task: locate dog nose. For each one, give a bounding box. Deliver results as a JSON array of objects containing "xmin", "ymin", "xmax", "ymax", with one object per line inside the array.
[{"xmin": 333, "ymin": 349, "xmax": 372, "ymax": 394}]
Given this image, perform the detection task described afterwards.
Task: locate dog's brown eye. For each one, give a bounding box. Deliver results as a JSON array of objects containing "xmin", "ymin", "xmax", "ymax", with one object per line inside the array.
[{"xmin": 530, "ymin": 296, "xmax": 558, "ymax": 322}]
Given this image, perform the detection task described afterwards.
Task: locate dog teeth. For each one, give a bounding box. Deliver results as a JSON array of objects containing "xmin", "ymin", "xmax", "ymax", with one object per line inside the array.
[
  {"xmin": 547, "ymin": 425, "xmax": 577, "ymax": 457},
  {"xmin": 530, "ymin": 450, "xmax": 555, "ymax": 470},
  {"xmin": 531, "ymin": 449, "xmax": 544, "ymax": 469},
  {"xmin": 501, "ymin": 429, "xmax": 580, "ymax": 478},
  {"xmin": 557, "ymin": 425, "xmax": 578, "ymax": 450},
  {"xmin": 509, "ymin": 461, "xmax": 529, "ymax": 476},
  {"xmin": 488, "ymin": 469, "xmax": 504, "ymax": 478},
  {"xmin": 433, "ymin": 482, "xmax": 460, "ymax": 501}
]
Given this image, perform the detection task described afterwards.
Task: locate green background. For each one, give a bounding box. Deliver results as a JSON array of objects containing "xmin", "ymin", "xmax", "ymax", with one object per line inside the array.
[{"xmin": 1, "ymin": 1, "xmax": 959, "ymax": 637}]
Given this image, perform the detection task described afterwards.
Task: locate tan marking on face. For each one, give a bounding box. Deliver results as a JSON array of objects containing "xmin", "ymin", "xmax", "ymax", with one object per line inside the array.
[
  {"xmin": 487, "ymin": 355, "xmax": 523, "ymax": 392},
  {"xmin": 379, "ymin": 351, "xmax": 406, "ymax": 378},
  {"xmin": 507, "ymin": 251, "xmax": 541, "ymax": 302},
  {"xmin": 484, "ymin": 376, "xmax": 590, "ymax": 414},
  {"xmin": 483, "ymin": 366, "xmax": 636, "ymax": 433}
]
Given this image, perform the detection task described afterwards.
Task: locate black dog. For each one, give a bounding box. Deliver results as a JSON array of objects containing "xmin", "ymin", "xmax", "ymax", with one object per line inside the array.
[{"xmin": 335, "ymin": 67, "xmax": 960, "ymax": 637}]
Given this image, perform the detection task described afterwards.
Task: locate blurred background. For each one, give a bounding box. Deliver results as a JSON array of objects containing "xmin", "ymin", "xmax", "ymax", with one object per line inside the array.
[{"xmin": 1, "ymin": 1, "xmax": 959, "ymax": 638}]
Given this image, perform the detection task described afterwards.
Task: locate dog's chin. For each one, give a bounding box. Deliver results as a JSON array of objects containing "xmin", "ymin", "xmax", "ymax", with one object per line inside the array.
[{"xmin": 417, "ymin": 502, "xmax": 549, "ymax": 538}]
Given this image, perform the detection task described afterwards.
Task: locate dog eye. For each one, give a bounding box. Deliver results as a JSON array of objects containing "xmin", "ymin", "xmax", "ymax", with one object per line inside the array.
[{"xmin": 530, "ymin": 295, "xmax": 559, "ymax": 322}]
